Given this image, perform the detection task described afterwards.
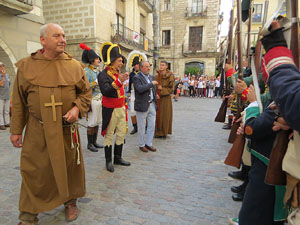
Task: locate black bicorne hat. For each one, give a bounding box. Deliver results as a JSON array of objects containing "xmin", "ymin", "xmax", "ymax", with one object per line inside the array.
[
  {"xmin": 79, "ymin": 43, "xmax": 101, "ymax": 64},
  {"xmin": 100, "ymin": 42, "xmax": 124, "ymax": 65}
]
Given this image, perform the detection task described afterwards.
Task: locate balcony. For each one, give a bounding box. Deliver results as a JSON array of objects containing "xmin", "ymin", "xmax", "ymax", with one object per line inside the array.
[
  {"xmin": 182, "ymin": 43, "xmax": 219, "ymax": 58},
  {"xmin": 185, "ymin": 7, "xmax": 207, "ymax": 18},
  {"xmin": 138, "ymin": 0, "xmax": 153, "ymax": 13},
  {"xmin": 111, "ymin": 24, "xmax": 153, "ymax": 53},
  {"xmin": 0, "ymin": 0, "xmax": 33, "ymax": 15}
]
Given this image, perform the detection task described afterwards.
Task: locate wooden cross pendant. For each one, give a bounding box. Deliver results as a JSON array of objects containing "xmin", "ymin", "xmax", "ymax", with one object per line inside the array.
[{"xmin": 44, "ymin": 94, "xmax": 63, "ymax": 121}]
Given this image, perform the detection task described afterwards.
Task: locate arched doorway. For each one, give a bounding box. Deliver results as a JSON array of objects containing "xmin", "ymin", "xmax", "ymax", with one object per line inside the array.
[
  {"xmin": 184, "ymin": 61, "xmax": 204, "ymax": 77},
  {"xmin": 0, "ymin": 38, "xmax": 17, "ymax": 88}
]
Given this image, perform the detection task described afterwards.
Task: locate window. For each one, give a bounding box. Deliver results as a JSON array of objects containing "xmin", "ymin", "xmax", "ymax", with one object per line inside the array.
[
  {"xmin": 189, "ymin": 26, "xmax": 203, "ymax": 51},
  {"xmin": 164, "ymin": 0, "xmax": 171, "ymax": 11},
  {"xmin": 116, "ymin": 13, "xmax": 124, "ymax": 35},
  {"xmin": 252, "ymin": 4, "xmax": 263, "ymax": 23},
  {"xmin": 162, "ymin": 30, "xmax": 171, "ymax": 46},
  {"xmin": 191, "ymin": 0, "xmax": 204, "ymax": 13}
]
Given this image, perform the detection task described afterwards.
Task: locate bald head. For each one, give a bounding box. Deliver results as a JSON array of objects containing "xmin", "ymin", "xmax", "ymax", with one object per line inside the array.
[
  {"xmin": 40, "ymin": 23, "xmax": 66, "ymax": 58},
  {"xmin": 40, "ymin": 23, "xmax": 64, "ymax": 38}
]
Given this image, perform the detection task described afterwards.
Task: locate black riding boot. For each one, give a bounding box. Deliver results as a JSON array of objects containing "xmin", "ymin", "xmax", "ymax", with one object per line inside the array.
[
  {"xmin": 93, "ymin": 126, "xmax": 104, "ymax": 148},
  {"xmin": 104, "ymin": 146, "xmax": 114, "ymax": 172},
  {"xmin": 87, "ymin": 127, "xmax": 98, "ymax": 152},
  {"xmin": 130, "ymin": 124, "xmax": 138, "ymax": 135},
  {"xmin": 130, "ymin": 116, "xmax": 138, "ymax": 135},
  {"xmin": 114, "ymin": 144, "xmax": 131, "ymax": 166}
]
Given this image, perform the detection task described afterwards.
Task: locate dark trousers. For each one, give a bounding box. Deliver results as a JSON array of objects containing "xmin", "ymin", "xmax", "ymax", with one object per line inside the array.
[
  {"xmin": 239, "ymin": 157, "xmax": 284, "ymax": 225},
  {"xmin": 189, "ymin": 86, "xmax": 195, "ymax": 97},
  {"xmin": 215, "ymin": 87, "xmax": 220, "ymax": 97}
]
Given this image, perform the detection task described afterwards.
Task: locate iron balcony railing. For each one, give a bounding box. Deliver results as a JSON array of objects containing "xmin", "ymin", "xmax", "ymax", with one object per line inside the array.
[
  {"xmin": 112, "ymin": 24, "xmax": 153, "ymax": 52},
  {"xmin": 185, "ymin": 6, "xmax": 207, "ymax": 17}
]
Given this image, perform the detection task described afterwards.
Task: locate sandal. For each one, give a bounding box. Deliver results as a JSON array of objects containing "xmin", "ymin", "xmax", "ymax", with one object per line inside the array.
[{"xmin": 64, "ymin": 202, "xmax": 79, "ymax": 222}]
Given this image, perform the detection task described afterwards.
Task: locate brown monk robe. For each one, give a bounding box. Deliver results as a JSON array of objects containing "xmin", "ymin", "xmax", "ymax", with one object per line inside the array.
[
  {"xmin": 11, "ymin": 50, "xmax": 91, "ymax": 219},
  {"xmin": 154, "ymin": 61, "xmax": 175, "ymax": 138}
]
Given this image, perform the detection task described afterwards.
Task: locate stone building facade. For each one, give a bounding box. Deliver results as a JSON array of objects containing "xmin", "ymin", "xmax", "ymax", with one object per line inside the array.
[
  {"xmin": 158, "ymin": 0, "xmax": 221, "ymax": 77},
  {"xmin": 42, "ymin": 0, "xmax": 154, "ymax": 67},
  {"xmin": 0, "ymin": 0, "xmax": 44, "ymax": 86}
]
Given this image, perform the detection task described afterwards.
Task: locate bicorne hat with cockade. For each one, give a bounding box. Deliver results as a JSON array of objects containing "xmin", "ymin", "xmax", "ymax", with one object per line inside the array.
[
  {"xmin": 100, "ymin": 42, "xmax": 124, "ymax": 65},
  {"xmin": 80, "ymin": 43, "xmax": 101, "ymax": 64},
  {"xmin": 126, "ymin": 50, "xmax": 148, "ymax": 71}
]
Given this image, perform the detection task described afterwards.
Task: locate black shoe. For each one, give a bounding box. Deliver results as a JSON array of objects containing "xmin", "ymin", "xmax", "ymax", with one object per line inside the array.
[
  {"xmin": 130, "ymin": 124, "xmax": 138, "ymax": 135},
  {"xmin": 154, "ymin": 136, "xmax": 166, "ymax": 139},
  {"xmin": 232, "ymin": 192, "xmax": 244, "ymax": 201},
  {"xmin": 222, "ymin": 123, "xmax": 231, "ymax": 129},
  {"xmin": 231, "ymin": 181, "xmax": 248, "ymax": 193},
  {"xmin": 114, "ymin": 144, "xmax": 131, "ymax": 166},
  {"xmin": 87, "ymin": 134, "xmax": 98, "ymax": 152},
  {"xmin": 228, "ymin": 171, "xmax": 245, "ymax": 181},
  {"xmin": 104, "ymin": 146, "xmax": 114, "ymax": 172}
]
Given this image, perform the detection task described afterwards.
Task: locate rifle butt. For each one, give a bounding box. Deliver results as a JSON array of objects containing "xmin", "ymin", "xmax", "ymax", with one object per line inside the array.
[
  {"xmin": 224, "ymin": 134, "xmax": 245, "ymax": 169},
  {"xmin": 214, "ymin": 98, "xmax": 228, "ymax": 123},
  {"xmin": 265, "ymin": 130, "xmax": 290, "ymax": 185},
  {"xmin": 228, "ymin": 122, "xmax": 240, "ymax": 143}
]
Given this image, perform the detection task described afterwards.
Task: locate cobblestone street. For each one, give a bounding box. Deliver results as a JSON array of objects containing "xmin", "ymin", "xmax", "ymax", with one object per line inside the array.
[{"xmin": 0, "ymin": 97, "xmax": 242, "ymax": 225}]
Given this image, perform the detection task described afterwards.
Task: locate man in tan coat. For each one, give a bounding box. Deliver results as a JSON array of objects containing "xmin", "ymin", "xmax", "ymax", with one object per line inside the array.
[
  {"xmin": 154, "ymin": 61, "xmax": 175, "ymax": 139},
  {"xmin": 10, "ymin": 23, "xmax": 92, "ymax": 225}
]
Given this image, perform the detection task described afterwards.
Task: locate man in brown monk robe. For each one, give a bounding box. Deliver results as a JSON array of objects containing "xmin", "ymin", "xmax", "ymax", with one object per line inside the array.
[
  {"xmin": 154, "ymin": 61, "xmax": 175, "ymax": 139},
  {"xmin": 10, "ymin": 23, "xmax": 92, "ymax": 225}
]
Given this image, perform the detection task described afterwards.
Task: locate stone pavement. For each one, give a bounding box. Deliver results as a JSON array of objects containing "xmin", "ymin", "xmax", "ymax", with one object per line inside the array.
[{"xmin": 0, "ymin": 97, "xmax": 242, "ymax": 225}]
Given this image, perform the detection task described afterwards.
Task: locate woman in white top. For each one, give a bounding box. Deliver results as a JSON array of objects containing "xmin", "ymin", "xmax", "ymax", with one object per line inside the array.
[{"xmin": 197, "ymin": 77, "xmax": 203, "ymax": 97}]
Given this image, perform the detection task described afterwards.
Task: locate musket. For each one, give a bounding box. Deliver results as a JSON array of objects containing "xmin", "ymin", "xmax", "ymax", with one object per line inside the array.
[
  {"xmin": 265, "ymin": 0, "xmax": 297, "ymax": 186},
  {"xmin": 225, "ymin": 0, "xmax": 246, "ymax": 168},
  {"xmin": 227, "ymin": 0, "xmax": 244, "ymax": 144},
  {"xmin": 156, "ymin": 70, "xmax": 162, "ymax": 130},
  {"xmin": 215, "ymin": 9, "xmax": 235, "ymax": 123}
]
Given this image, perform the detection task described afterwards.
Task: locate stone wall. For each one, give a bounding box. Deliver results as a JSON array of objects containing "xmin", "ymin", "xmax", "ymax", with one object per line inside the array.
[
  {"xmin": 43, "ymin": 0, "xmax": 95, "ymax": 40},
  {"xmin": 159, "ymin": 0, "xmax": 220, "ymax": 77}
]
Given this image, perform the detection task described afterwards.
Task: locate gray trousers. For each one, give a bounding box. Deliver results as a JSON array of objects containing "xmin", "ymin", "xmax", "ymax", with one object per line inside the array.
[
  {"xmin": 0, "ymin": 99, "xmax": 10, "ymax": 126},
  {"xmin": 136, "ymin": 102, "xmax": 156, "ymax": 147}
]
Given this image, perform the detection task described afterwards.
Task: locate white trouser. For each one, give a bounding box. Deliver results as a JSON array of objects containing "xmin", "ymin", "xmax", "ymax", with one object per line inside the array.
[
  {"xmin": 0, "ymin": 99, "xmax": 10, "ymax": 126},
  {"xmin": 136, "ymin": 102, "xmax": 156, "ymax": 147},
  {"xmin": 87, "ymin": 94, "xmax": 102, "ymax": 127}
]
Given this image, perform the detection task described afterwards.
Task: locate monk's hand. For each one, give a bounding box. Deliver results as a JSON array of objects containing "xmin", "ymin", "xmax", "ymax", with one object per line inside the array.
[
  {"xmin": 119, "ymin": 72, "xmax": 129, "ymax": 83},
  {"xmin": 157, "ymin": 85, "xmax": 162, "ymax": 90},
  {"xmin": 234, "ymin": 79, "xmax": 247, "ymax": 94},
  {"xmin": 10, "ymin": 134, "xmax": 23, "ymax": 148},
  {"xmin": 152, "ymin": 80, "xmax": 158, "ymax": 85},
  {"xmin": 273, "ymin": 117, "xmax": 290, "ymax": 131},
  {"xmin": 156, "ymin": 94, "xmax": 160, "ymax": 100},
  {"xmin": 63, "ymin": 106, "xmax": 79, "ymax": 123},
  {"xmin": 247, "ymin": 85, "xmax": 256, "ymax": 103}
]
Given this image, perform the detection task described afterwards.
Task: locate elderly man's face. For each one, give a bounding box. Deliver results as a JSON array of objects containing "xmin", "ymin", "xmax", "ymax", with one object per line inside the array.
[
  {"xmin": 140, "ymin": 62, "xmax": 151, "ymax": 75},
  {"xmin": 40, "ymin": 24, "xmax": 66, "ymax": 55}
]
